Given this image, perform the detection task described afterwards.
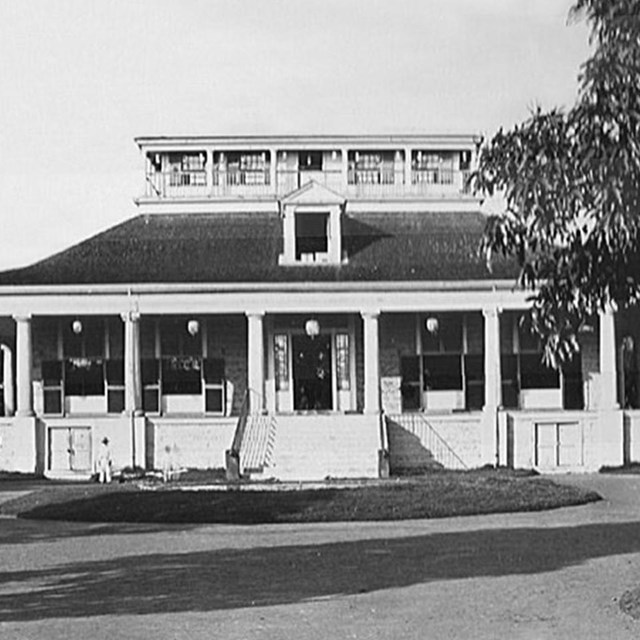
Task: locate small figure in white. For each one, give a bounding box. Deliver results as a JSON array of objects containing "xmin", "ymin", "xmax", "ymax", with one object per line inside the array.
[
  {"xmin": 96, "ymin": 437, "xmax": 112, "ymax": 484},
  {"xmin": 162, "ymin": 444, "xmax": 177, "ymax": 482}
]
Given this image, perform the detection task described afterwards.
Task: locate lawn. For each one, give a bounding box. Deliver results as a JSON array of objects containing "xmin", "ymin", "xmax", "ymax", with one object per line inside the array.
[{"xmin": 0, "ymin": 471, "xmax": 601, "ymax": 524}]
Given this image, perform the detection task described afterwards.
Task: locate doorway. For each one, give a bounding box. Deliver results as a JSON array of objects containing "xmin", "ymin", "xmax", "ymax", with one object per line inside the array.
[
  {"xmin": 292, "ymin": 334, "xmax": 332, "ymax": 410},
  {"xmin": 49, "ymin": 427, "xmax": 92, "ymax": 472}
]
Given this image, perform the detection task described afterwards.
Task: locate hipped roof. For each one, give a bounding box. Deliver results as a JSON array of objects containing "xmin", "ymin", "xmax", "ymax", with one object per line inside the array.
[{"xmin": 0, "ymin": 210, "xmax": 516, "ymax": 286}]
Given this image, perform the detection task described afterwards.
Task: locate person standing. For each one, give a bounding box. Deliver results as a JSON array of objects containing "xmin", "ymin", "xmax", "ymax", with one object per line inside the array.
[{"xmin": 96, "ymin": 437, "xmax": 113, "ymax": 483}]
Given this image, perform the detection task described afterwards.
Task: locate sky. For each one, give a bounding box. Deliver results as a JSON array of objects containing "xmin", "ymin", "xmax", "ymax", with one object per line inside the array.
[{"xmin": 0, "ymin": 0, "xmax": 591, "ymax": 270}]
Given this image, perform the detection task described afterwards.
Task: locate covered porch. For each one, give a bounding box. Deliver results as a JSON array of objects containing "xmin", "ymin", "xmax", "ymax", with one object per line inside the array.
[{"xmin": 0, "ymin": 284, "xmax": 630, "ymax": 478}]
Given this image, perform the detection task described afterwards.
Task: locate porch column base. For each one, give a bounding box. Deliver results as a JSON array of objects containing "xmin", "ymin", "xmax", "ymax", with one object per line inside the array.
[
  {"xmin": 592, "ymin": 408, "xmax": 624, "ymax": 469},
  {"xmin": 481, "ymin": 406, "xmax": 499, "ymax": 467},
  {"xmin": 132, "ymin": 415, "xmax": 146, "ymax": 469},
  {"xmin": 3, "ymin": 416, "xmax": 39, "ymax": 473}
]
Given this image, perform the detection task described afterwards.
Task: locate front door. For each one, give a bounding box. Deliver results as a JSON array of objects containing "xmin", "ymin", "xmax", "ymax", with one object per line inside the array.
[
  {"xmin": 49, "ymin": 427, "xmax": 92, "ymax": 472},
  {"xmin": 292, "ymin": 334, "xmax": 332, "ymax": 411}
]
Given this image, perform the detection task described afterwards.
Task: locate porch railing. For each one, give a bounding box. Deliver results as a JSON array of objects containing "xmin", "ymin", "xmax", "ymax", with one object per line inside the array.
[
  {"xmin": 276, "ymin": 169, "xmax": 343, "ymax": 194},
  {"xmin": 145, "ymin": 170, "xmax": 209, "ymax": 198},
  {"xmin": 143, "ymin": 167, "xmax": 473, "ymax": 199},
  {"xmin": 385, "ymin": 412, "xmax": 468, "ymax": 471}
]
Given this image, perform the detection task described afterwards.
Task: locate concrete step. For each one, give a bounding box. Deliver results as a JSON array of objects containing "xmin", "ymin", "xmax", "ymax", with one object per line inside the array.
[{"xmin": 270, "ymin": 414, "xmax": 381, "ymax": 480}]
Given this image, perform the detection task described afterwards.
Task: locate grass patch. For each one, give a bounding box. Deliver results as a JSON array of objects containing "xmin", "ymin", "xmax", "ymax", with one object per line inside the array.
[
  {"xmin": 600, "ymin": 463, "xmax": 640, "ymax": 475},
  {"xmin": 0, "ymin": 472, "xmax": 601, "ymax": 524}
]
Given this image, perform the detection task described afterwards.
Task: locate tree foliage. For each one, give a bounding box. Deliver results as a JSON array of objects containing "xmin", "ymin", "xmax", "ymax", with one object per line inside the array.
[{"xmin": 473, "ymin": 0, "xmax": 640, "ymax": 366}]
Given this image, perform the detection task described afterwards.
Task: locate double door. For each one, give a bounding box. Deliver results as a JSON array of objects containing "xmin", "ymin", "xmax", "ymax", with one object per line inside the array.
[
  {"xmin": 49, "ymin": 427, "xmax": 92, "ymax": 472},
  {"xmin": 272, "ymin": 329, "xmax": 354, "ymax": 413}
]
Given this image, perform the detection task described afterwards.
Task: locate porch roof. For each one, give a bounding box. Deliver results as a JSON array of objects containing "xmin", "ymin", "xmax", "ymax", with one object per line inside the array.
[{"xmin": 0, "ymin": 211, "xmax": 517, "ymax": 286}]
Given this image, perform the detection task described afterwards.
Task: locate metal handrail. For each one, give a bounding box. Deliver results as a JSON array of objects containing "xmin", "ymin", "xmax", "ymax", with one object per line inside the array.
[{"xmin": 415, "ymin": 412, "xmax": 468, "ymax": 469}]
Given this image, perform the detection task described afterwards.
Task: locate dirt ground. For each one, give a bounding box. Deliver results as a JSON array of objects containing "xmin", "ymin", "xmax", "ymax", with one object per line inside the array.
[{"xmin": 0, "ymin": 474, "xmax": 640, "ymax": 639}]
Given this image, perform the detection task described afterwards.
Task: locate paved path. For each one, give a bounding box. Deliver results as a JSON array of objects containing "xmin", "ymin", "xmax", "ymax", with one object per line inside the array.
[{"xmin": 1, "ymin": 474, "xmax": 640, "ymax": 639}]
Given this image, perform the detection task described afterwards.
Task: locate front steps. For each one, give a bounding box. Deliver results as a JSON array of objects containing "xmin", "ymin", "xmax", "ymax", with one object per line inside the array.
[{"xmin": 268, "ymin": 414, "xmax": 381, "ymax": 481}]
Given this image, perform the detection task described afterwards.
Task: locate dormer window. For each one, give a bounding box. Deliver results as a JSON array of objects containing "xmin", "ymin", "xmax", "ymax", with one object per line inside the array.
[
  {"xmin": 295, "ymin": 212, "xmax": 330, "ymax": 261},
  {"xmin": 279, "ymin": 181, "xmax": 345, "ymax": 266}
]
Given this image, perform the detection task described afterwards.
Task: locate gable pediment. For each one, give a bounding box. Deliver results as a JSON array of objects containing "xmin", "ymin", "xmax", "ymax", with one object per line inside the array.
[{"xmin": 280, "ymin": 180, "xmax": 346, "ymax": 206}]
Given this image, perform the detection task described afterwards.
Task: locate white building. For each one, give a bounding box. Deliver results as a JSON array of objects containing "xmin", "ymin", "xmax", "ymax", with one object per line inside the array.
[{"xmin": 0, "ymin": 134, "xmax": 632, "ymax": 480}]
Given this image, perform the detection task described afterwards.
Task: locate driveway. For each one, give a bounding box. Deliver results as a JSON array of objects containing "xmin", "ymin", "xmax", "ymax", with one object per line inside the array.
[{"xmin": 0, "ymin": 474, "xmax": 639, "ymax": 639}]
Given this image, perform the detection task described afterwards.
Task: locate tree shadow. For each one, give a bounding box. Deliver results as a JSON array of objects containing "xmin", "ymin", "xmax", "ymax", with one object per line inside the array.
[{"xmin": 2, "ymin": 520, "xmax": 640, "ymax": 620}]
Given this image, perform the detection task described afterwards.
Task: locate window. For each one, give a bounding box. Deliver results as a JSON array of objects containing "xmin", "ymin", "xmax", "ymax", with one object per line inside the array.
[
  {"xmin": 464, "ymin": 354, "xmax": 484, "ymax": 410},
  {"xmin": 422, "ymin": 315, "xmax": 463, "ymax": 391},
  {"xmin": 161, "ymin": 357, "xmax": 202, "ymax": 395},
  {"xmin": 518, "ymin": 322, "xmax": 560, "ymax": 390},
  {"xmin": 400, "ymin": 356, "xmax": 421, "ymax": 411},
  {"xmin": 299, "ymin": 151, "xmax": 323, "ymax": 171},
  {"xmin": 168, "ymin": 152, "xmax": 207, "ymax": 187},
  {"xmin": 65, "ymin": 359, "xmax": 104, "ymax": 396},
  {"xmin": 105, "ymin": 359, "xmax": 125, "ymax": 413},
  {"xmin": 42, "ymin": 360, "xmax": 63, "ymax": 415},
  {"xmin": 412, "ymin": 151, "xmax": 455, "ymax": 185},
  {"xmin": 295, "ymin": 212, "xmax": 329, "ymax": 260},
  {"xmin": 335, "ymin": 333, "xmax": 350, "ymax": 391},
  {"xmin": 499, "ymin": 313, "xmax": 580, "ymax": 409},
  {"xmin": 400, "ymin": 313, "xmax": 485, "ymax": 412},
  {"xmin": 142, "ymin": 358, "xmax": 160, "ymax": 413},
  {"xmin": 203, "ymin": 358, "xmax": 225, "ymax": 414},
  {"xmin": 423, "ymin": 354, "xmax": 462, "ymax": 391},
  {"xmin": 348, "ymin": 151, "xmax": 396, "ymax": 185},
  {"xmin": 274, "ymin": 334, "xmax": 289, "ymax": 391},
  {"xmin": 225, "ymin": 152, "xmax": 269, "ymax": 186}
]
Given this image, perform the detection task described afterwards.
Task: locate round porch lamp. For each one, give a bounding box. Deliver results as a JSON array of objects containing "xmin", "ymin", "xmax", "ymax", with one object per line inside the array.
[
  {"xmin": 425, "ymin": 316, "xmax": 439, "ymax": 334},
  {"xmin": 187, "ymin": 319, "xmax": 200, "ymax": 336},
  {"xmin": 72, "ymin": 319, "xmax": 83, "ymax": 334},
  {"xmin": 305, "ymin": 318, "xmax": 320, "ymax": 338}
]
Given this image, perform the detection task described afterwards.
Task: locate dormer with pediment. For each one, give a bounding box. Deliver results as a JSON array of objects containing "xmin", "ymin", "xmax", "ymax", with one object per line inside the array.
[{"xmin": 278, "ymin": 181, "xmax": 345, "ymax": 265}]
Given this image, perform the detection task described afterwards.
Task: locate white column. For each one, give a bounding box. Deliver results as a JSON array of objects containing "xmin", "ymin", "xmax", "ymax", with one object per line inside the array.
[
  {"xmin": 14, "ymin": 315, "xmax": 33, "ymax": 417},
  {"xmin": 1, "ymin": 345, "xmax": 14, "ymax": 416},
  {"xmin": 482, "ymin": 306, "xmax": 501, "ymax": 466},
  {"xmin": 341, "ymin": 148, "xmax": 349, "ymax": 190},
  {"xmin": 206, "ymin": 149, "xmax": 214, "ymax": 192},
  {"xmin": 122, "ymin": 311, "xmax": 142, "ymax": 415},
  {"xmin": 270, "ymin": 148, "xmax": 278, "ymax": 195},
  {"xmin": 362, "ymin": 311, "xmax": 380, "ymax": 414},
  {"xmin": 247, "ymin": 312, "xmax": 265, "ymax": 412},
  {"xmin": 600, "ymin": 309, "xmax": 618, "ymax": 409},
  {"xmin": 483, "ymin": 306, "xmax": 502, "ymax": 410},
  {"xmin": 404, "ymin": 147, "xmax": 412, "ymax": 187}
]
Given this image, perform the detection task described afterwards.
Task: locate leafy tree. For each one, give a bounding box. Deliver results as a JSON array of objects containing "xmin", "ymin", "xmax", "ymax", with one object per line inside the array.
[{"xmin": 473, "ymin": 0, "xmax": 640, "ymax": 366}]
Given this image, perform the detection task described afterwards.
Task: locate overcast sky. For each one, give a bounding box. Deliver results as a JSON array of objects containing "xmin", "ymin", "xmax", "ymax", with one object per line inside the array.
[{"xmin": 0, "ymin": 0, "xmax": 591, "ymax": 270}]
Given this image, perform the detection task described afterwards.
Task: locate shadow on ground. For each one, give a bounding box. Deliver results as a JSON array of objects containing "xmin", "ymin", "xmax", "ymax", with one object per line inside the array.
[{"xmin": 2, "ymin": 520, "xmax": 640, "ymax": 620}]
